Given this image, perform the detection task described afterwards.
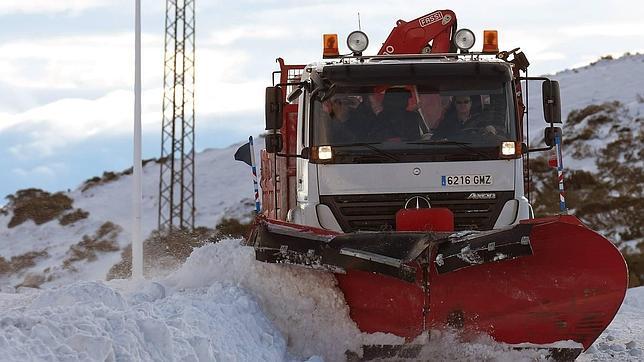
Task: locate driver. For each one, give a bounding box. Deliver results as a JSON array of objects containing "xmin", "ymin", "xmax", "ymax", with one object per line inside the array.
[
  {"xmin": 454, "ymin": 95, "xmax": 473, "ymax": 124},
  {"xmin": 432, "ymin": 95, "xmax": 498, "ymax": 139}
]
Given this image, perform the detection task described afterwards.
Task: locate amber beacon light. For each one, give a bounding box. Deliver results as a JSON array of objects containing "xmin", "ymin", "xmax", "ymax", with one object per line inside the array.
[
  {"xmin": 482, "ymin": 30, "xmax": 499, "ymax": 53},
  {"xmin": 323, "ymin": 34, "xmax": 340, "ymax": 58}
]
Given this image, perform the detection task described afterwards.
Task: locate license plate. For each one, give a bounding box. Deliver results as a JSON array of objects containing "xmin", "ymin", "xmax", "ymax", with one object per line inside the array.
[{"xmin": 441, "ymin": 174, "xmax": 493, "ymax": 186}]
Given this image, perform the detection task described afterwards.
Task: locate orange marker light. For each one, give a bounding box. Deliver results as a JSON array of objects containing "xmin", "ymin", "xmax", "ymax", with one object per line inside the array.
[
  {"xmin": 323, "ymin": 34, "xmax": 340, "ymax": 58},
  {"xmin": 482, "ymin": 30, "xmax": 499, "ymax": 53}
]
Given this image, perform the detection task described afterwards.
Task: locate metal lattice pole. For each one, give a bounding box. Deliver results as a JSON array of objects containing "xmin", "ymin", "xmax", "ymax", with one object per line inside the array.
[{"xmin": 158, "ymin": 0, "xmax": 196, "ymax": 231}]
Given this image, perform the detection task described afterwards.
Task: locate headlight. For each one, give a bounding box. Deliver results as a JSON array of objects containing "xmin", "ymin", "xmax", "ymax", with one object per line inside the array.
[
  {"xmin": 317, "ymin": 145, "xmax": 333, "ymax": 160},
  {"xmin": 501, "ymin": 141, "xmax": 517, "ymax": 156}
]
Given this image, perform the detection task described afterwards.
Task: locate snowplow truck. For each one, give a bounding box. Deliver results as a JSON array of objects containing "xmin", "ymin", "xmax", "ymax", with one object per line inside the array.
[{"xmin": 242, "ymin": 9, "xmax": 628, "ymax": 360}]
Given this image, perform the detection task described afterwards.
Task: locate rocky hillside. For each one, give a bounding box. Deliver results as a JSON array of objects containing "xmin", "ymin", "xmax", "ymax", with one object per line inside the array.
[
  {"xmin": 529, "ymin": 99, "xmax": 643, "ymax": 286},
  {"xmin": 0, "ymin": 143, "xmax": 259, "ymax": 290}
]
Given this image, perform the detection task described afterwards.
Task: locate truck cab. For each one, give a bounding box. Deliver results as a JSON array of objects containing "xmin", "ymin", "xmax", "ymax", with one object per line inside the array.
[
  {"xmin": 259, "ymin": 13, "xmax": 561, "ymax": 234},
  {"xmin": 289, "ymin": 58, "xmax": 532, "ymax": 232}
]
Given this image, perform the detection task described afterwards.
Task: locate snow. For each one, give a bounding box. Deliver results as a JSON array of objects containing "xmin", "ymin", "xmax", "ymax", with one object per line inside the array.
[
  {"xmin": 0, "ymin": 280, "xmax": 289, "ymax": 361},
  {"xmin": 165, "ymin": 239, "xmax": 401, "ymax": 361},
  {"xmin": 0, "ymin": 238, "xmax": 642, "ymax": 361}
]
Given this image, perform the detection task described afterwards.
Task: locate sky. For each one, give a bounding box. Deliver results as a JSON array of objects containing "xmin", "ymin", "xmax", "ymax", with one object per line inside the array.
[{"xmin": 0, "ymin": 0, "xmax": 643, "ymax": 199}]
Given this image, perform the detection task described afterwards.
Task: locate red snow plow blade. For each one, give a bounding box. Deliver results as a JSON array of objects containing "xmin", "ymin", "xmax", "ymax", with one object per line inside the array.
[{"xmin": 246, "ymin": 215, "xmax": 627, "ymax": 359}]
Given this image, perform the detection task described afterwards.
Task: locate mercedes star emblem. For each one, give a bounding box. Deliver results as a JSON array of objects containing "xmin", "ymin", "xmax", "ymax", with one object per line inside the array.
[{"xmin": 404, "ymin": 196, "xmax": 431, "ymax": 209}]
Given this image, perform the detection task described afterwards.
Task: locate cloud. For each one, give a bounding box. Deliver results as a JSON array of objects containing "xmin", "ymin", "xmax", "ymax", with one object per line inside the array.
[
  {"xmin": 207, "ymin": 26, "xmax": 289, "ymax": 46},
  {"xmin": 0, "ymin": 111, "xmax": 18, "ymax": 133},
  {"xmin": 531, "ymin": 52, "xmax": 566, "ymax": 62},
  {"xmin": 0, "ymin": 33, "xmax": 163, "ymax": 91},
  {"xmin": 3, "ymin": 89, "xmax": 159, "ymax": 158},
  {"xmin": 561, "ymin": 23, "xmax": 644, "ymax": 37},
  {"xmin": 1, "ymin": 72, "xmax": 265, "ymax": 159},
  {"xmin": 0, "ymin": 0, "xmax": 110, "ymax": 15},
  {"xmin": 12, "ymin": 163, "xmax": 67, "ymax": 180}
]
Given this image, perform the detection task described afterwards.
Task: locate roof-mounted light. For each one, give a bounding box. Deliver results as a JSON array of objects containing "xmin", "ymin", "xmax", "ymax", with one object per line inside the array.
[
  {"xmin": 482, "ymin": 30, "xmax": 499, "ymax": 53},
  {"xmin": 454, "ymin": 28, "xmax": 475, "ymax": 52},
  {"xmin": 323, "ymin": 34, "xmax": 340, "ymax": 58},
  {"xmin": 347, "ymin": 30, "xmax": 369, "ymax": 55}
]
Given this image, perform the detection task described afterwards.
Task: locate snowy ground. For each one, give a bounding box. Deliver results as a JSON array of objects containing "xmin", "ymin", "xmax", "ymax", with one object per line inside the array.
[
  {"xmin": 0, "ymin": 239, "xmax": 641, "ymax": 361},
  {"xmin": 578, "ymin": 286, "xmax": 644, "ymax": 361}
]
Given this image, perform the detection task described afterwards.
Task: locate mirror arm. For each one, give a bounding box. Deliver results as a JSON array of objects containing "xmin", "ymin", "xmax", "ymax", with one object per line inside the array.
[
  {"xmin": 518, "ymin": 76, "xmax": 552, "ymax": 81},
  {"xmin": 526, "ymin": 145, "xmax": 554, "ymax": 153},
  {"xmin": 277, "ymin": 153, "xmax": 308, "ymax": 159}
]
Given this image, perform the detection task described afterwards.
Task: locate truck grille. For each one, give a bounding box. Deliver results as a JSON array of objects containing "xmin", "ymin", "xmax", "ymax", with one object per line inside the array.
[{"xmin": 319, "ymin": 192, "xmax": 514, "ymax": 232}]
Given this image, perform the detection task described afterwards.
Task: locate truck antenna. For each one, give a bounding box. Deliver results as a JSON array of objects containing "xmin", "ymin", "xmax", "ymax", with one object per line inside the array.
[{"xmin": 358, "ymin": 12, "xmax": 362, "ymax": 31}]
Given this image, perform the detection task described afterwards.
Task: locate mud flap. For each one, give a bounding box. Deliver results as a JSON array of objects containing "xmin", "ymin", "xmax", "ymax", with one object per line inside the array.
[{"xmin": 248, "ymin": 219, "xmax": 440, "ymax": 282}]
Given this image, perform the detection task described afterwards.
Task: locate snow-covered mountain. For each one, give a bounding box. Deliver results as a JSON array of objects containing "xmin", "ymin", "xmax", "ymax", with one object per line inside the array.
[
  {"xmin": 0, "ymin": 140, "xmax": 262, "ymax": 289},
  {"xmin": 526, "ymin": 53, "xmax": 644, "ymax": 145},
  {"xmin": 0, "ymin": 54, "xmax": 643, "ymax": 361}
]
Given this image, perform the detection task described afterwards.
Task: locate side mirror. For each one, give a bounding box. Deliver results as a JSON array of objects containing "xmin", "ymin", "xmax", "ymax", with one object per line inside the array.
[
  {"xmin": 287, "ymin": 86, "xmax": 303, "ymax": 103},
  {"xmin": 265, "ymin": 133, "xmax": 283, "ymax": 153},
  {"xmin": 265, "ymin": 86, "xmax": 283, "ymax": 130},
  {"xmin": 542, "ymin": 80, "xmax": 562, "ymax": 123},
  {"xmin": 544, "ymin": 127, "xmax": 562, "ymax": 147}
]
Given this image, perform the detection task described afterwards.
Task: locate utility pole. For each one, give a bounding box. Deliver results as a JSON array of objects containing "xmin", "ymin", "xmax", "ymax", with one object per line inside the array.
[
  {"xmin": 132, "ymin": 0, "xmax": 143, "ymax": 279},
  {"xmin": 158, "ymin": 0, "xmax": 196, "ymax": 231}
]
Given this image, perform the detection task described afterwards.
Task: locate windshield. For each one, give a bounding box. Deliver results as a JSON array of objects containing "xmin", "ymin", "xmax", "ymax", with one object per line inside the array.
[{"xmin": 311, "ymin": 76, "xmax": 517, "ymax": 161}]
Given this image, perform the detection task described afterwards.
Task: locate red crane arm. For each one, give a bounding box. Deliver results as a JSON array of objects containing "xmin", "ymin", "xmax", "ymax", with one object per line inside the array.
[{"xmin": 378, "ymin": 10, "xmax": 457, "ymax": 55}]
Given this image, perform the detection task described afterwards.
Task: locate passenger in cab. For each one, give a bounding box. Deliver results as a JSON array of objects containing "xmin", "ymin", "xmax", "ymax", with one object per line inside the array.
[
  {"xmin": 416, "ymin": 93, "xmax": 453, "ymax": 131},
  {"xmin": 323, "ymin": 94, "xmax": 374, "ymax": 144},
  {"xmin": 367, "ymin": 88, "xmax": 424, "ymax": 142}
]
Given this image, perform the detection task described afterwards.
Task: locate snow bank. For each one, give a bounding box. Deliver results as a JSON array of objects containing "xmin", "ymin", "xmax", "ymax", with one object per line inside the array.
[
  {"xmin": 4, "ymin": 240, "xmax": 636, "ymax": 361},
  {"xmin": 0, "ymin": 240, "xmax": 392, "ymax": 361},
  {"xmin": 0, "ymin": 279, "xmax": 290, "ymax": 361},
  {"xmin": 164, "ymin": 239, "xmax": 401, "ymax": 361}
]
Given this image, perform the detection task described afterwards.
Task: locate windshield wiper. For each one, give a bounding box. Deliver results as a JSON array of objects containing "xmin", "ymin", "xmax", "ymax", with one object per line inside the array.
[
  {"xmin": 332, "ymin": 142, "xmax": 400, "ymax": 162},
  {"xmin": 406, "ymin": 140, "xmax": 493, "ymax": 160},
  {"xmin": 408, "ymin": 140, "xmax": 472, "ymax": 146}
]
